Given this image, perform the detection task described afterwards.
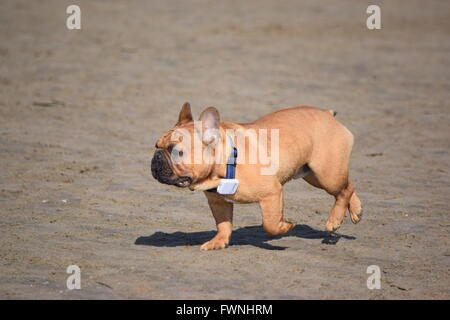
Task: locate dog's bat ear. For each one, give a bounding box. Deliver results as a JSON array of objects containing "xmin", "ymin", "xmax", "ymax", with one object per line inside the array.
[
  {"xmin": 198, "ymin": 106, "xmax": 220, "ymax": 145},
  {"xmin": 176, "ymin": 102, "xmax": 193, "ymax": 126}
]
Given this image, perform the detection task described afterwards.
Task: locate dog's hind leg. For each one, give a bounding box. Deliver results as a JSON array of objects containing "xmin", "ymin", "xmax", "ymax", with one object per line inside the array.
[
  {"xmin": 326, "ymin": 182, "xmax": 354, "ymax": 231},
  {"xmin": 303, "ymin": 125, "xmax": 361, "ymax": 231},
  {"xmin": 304, "ymin": 171, "xmax": 356, "ymax": 232},
  {"xmin": 348, "ymin": 191, "xmax": 362, "ymax": 224}
]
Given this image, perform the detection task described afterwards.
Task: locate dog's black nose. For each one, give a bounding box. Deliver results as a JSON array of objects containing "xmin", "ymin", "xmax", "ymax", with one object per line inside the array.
[
  {"xmin": 151, "ymin": 151, "xmax": 163, "ymax": 178},
  {"xmin": 154, "ymin": 151, "xmax": 163, "ymax": 162},
  {"xmin": 151, "ymin": 150, "xmax": 173, "ymax": 182}
]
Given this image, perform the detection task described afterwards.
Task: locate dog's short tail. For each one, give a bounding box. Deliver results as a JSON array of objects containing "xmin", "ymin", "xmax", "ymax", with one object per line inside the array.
[{"xmin": 328, "ymin": 109, "xmax": 337, "ymax": 117}]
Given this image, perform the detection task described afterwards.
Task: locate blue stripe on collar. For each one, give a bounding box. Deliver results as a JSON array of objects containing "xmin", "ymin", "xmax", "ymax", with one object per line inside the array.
[{"xmin": 207, "ymin": 136, "xmax": 237, "ymax": 193}]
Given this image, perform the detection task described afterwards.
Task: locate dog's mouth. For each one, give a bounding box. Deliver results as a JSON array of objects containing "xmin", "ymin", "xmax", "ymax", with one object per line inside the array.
[
  {"xmin": 151, "ymin": 150, "xmax": 192, "ymax": 188},
  {"xmin": 155, "ymin": 175, "xmax": 192, "ymax": 188},
  {"xmin": 174, "ymin": 176, "xmax": 192, "ymax": 187}
]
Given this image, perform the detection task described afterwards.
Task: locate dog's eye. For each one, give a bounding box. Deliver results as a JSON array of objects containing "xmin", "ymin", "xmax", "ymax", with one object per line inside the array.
[{"xmin": 168, "ymin": 145, "xmax": 183, "ymax": 158}]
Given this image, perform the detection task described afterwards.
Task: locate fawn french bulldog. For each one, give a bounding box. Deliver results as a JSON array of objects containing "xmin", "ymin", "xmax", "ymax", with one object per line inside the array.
[{"xmin": 151, "ymin": 103, "xmax": 362, "ymax": 250}]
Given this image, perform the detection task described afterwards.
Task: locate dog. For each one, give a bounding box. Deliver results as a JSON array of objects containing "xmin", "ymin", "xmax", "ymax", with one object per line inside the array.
[{"xmin": 151, "ymin": 102, "xmax": 362, "ymax": 250}]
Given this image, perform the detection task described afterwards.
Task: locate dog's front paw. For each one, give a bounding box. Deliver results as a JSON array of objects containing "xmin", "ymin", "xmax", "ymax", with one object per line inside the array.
[{"xmin": 200, "ymin": 237, "xmax": 229, "ymax": 251}]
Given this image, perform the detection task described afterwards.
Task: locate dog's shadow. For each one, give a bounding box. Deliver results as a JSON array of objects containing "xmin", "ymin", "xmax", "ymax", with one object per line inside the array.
[{"xmin": 135, "ymin": 224, "xmax": 356, "ymax": 250}]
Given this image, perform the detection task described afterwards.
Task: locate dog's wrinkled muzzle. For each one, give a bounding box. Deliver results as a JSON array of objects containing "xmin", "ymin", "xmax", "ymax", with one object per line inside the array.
[{"xmin": 151, "ymin": 150, "xmax": 192, "ymax": 187}]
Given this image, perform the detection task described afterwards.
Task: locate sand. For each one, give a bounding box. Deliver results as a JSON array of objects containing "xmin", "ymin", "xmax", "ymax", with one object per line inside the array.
[{"xmin": 0, "ymin": 0, "xmax": 449, "ymax": 299}]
